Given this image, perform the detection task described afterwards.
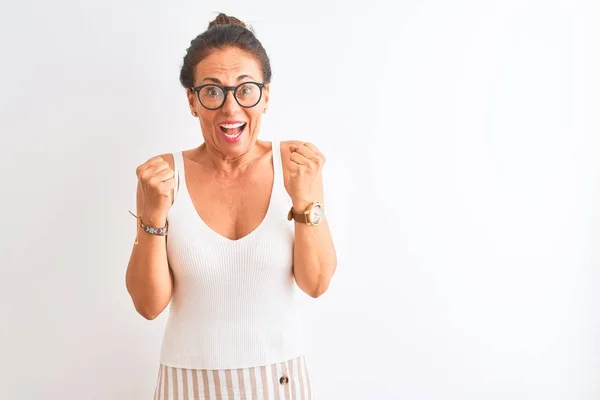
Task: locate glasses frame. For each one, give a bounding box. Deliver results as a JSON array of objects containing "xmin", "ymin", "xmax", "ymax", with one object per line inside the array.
[{"xmin": 190, "ymin": 81, "xmax": 266, "ymax": 110}]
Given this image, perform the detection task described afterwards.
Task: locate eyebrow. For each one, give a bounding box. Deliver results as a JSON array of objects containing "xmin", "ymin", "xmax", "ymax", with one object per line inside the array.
[{"xmin": 200, "ymin": 75, "xmax": 255, "ymax": 84}]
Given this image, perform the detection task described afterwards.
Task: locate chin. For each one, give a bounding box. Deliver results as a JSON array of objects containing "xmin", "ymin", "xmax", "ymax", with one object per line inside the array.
[{"xmin": 216, "ymin": 127, "xmax": 255, "ymax": 153}]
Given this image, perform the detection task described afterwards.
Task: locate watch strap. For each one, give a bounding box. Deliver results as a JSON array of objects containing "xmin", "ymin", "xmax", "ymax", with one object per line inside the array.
[{"xmin": 287, "ymin": 207, "xmax": 308, "ymax": 223}]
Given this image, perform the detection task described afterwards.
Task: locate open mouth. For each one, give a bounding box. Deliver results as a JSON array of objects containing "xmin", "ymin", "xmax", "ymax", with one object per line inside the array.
[{"xmin": 218, "ymin": 122, "xmax": 246, "ymax": 141}]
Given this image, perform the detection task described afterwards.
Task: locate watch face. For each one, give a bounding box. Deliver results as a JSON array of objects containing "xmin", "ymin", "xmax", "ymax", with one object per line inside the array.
[{"xmin": 310, "ymin": 203, "xmax": 324, "ymax": 225}]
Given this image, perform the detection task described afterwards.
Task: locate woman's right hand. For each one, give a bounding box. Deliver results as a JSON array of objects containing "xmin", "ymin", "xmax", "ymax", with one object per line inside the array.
[{"xmin": 135, "ymin": 156, "xmax": 176, "ymax": 226}]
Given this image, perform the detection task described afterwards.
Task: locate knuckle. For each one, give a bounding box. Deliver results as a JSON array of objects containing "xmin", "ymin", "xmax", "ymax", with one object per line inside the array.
[
  {"xmin": 136, "ymin": 164, "xmax": 147, "ymax": 177},
  {"xmin": 146, "ymin": 176, "xmax": 159, "ymax": 186}
]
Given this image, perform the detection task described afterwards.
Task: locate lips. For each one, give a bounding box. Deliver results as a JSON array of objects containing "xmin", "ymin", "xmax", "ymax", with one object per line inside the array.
[{"xmin": 218, "ymin": 122, "xmax": 246, "ymax": 142}]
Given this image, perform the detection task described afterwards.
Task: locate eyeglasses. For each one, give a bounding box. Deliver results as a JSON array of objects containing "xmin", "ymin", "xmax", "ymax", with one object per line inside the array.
[{"xmin": 190, "ymin": 82, "xmax": 265, "ymax": 110}]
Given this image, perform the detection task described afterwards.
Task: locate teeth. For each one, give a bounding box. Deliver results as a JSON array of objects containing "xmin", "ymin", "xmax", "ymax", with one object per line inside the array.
[{"xmin": 220, "ymin": 123, "xmax": 245, "ymax": 129}]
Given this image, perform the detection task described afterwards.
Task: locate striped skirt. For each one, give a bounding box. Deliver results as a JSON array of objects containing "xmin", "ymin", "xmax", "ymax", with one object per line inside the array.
[{"xmin": 154, "ymin": 355, "xmax": 313, "ymax": 400}]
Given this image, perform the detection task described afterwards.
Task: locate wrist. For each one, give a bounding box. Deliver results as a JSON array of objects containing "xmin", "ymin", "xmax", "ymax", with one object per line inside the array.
[
  {"xmin": 288, "ymin": 200, "xmax": 325, "ymax": 226},
  {"xmin": 291, "ymin": 199, "xmax": 313, "ymax": 212},
  {"xmin": 141, "ymin": 212, "xmax": 168, "ymax": 227}
]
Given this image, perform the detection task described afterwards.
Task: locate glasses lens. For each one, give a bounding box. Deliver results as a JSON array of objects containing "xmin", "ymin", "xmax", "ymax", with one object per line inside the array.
[
  {"xmin": 235, "ymin": 83, "xmax": 261, "ymax": 107},
  {"xmin": 198, "ymin": 85, "xmax": 225, "ymax": 109}
]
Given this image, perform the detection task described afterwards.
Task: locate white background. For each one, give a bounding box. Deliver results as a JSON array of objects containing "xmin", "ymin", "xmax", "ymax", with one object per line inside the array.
[{"xmin": 1, "ymin": 0, "xmax": 599, "ymax": 399}]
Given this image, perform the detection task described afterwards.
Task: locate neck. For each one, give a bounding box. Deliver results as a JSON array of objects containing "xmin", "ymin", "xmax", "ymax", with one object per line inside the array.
[{"xmin": 198, "ymin": 141, "xmax": 266, "ymax": 175}]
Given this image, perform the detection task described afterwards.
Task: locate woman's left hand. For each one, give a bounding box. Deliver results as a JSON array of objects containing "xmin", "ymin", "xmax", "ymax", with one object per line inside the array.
[{"xmin": 286, "ymin": 142, "xmax": 326, "ymax": 210}]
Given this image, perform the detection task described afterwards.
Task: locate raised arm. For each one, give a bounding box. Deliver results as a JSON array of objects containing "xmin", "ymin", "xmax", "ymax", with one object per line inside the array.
[
  {"xmin": 283, "ymin": 141, "xmax": 337, "ymax": 298},
  {"xmin": 125, "ymin": 154, "xmax": 176, "ymax": 319}
]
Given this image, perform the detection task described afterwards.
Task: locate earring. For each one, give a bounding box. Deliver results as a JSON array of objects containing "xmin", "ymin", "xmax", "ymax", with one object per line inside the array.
[
  {"xmin": 263, "ymin": 108, "xmax": 268, "ymax": 114},
  {"xmin": 192, "ymin": 111, "xmax": 197, "ymax": 117}
]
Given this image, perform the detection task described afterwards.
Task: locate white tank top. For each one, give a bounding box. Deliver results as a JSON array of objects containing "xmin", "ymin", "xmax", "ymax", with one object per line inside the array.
[{"xmin": 159, "ymin": 141, "xmax": 305, "ymax": 370}]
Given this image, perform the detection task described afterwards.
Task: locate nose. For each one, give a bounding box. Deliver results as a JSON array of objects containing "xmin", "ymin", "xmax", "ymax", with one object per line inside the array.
[{"xmin": 220, "ymin": 88, "xmax": 240, "ymax": 115}]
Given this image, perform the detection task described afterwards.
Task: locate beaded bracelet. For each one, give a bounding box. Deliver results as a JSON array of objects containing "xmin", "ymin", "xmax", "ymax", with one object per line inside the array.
[{"xmin": 129, "ymin": 211, "xmax": 168, "ymax": 244}]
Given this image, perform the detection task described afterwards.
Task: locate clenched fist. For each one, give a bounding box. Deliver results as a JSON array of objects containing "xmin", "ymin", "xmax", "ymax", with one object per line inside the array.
[
  {"xmin": 286, "ymin": 142, "xmax": 325, "ymax": 210},
  {"xmin": 135, "ymin": 156, "xmax": 176, "ymax": 226}
]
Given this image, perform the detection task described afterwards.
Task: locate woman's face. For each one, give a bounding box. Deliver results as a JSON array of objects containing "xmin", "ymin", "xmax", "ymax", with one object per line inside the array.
[{"xmin": 188, "ymin": 47, "xmax": 269, "ymax": 158}]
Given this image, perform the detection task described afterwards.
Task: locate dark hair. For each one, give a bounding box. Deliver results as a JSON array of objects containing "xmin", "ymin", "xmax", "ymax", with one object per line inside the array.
[{"xmin": 179, "ymin": 13, "xmax": 272, "ymax": 89}]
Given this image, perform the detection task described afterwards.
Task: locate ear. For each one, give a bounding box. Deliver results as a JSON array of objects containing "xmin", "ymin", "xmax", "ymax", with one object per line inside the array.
[
  {"xmin": 263, "ymin": 83, "xmax": 270, "ymax": 111},
  {"xmin": 187, "ymin": 89, "xmax": 197, "ymax": 115}
]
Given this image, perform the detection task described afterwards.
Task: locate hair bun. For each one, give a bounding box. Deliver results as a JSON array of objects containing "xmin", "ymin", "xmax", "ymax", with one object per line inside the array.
[{"xmin": 208, "ymin": 13, "xmax": 247, "ymax": 29}]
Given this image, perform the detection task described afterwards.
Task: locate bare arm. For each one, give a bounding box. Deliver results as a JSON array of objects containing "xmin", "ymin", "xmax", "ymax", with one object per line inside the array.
[
  {"xmin": 292, "ymin": 197, "xmax": 337, "ymax": 298},
  {"xmin": 125, "ymin": 155, "xmax": 175, "ymax": 319},
  {"xmin": 283, "ymin": 141, "xmax": 337, "ymax": 298}
]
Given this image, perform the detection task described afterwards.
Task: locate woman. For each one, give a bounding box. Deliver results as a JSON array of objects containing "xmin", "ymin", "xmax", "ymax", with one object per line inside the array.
[{"xmin": 126, "ymin": 13, "xmax": 337, "ymax": 399}]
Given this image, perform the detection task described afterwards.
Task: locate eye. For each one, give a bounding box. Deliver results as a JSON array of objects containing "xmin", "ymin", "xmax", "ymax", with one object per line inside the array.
[
  {"xmin": 201, "ymin": 86, "xmax": 221, "ymax": 98},
  {"xmin": 238, "ymin": 84, "xmax": 255, "ymax": 96}
]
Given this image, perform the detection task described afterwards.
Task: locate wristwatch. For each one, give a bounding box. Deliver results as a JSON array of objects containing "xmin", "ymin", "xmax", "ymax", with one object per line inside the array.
[{"xmin": 287, "ymin": 202, "xmax": 324, "ymax": 225}]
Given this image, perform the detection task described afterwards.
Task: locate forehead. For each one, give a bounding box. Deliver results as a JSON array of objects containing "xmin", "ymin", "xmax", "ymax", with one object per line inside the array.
[{"xmin": 194, "ymin": 47, "xmax": 262, "ymax": 85}]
